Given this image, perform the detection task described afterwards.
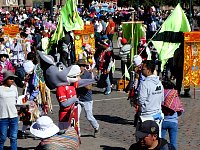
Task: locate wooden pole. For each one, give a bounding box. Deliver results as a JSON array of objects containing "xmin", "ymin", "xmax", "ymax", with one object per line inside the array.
[{"xmin": 194, "ymin": 85, "xmax": 196, "ymax": 99}]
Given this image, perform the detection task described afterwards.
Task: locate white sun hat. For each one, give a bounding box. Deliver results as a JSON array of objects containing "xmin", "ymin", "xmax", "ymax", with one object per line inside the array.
[
  {"xmin": 23, "ymin": 60, "xmax": 35, "ymax": 74},
  {"xmin": 133, "ymin": 55, "xmax": 143, "ymax": 67},
  {"xmin": 30, "ymin": 116, "xmax": 59, "ymax": 139}
]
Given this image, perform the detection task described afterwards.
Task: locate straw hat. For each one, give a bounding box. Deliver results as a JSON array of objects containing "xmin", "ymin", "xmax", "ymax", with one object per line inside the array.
[{"xmin": 77, "ymin": 59, "xmax": 88, "ymax": 66}]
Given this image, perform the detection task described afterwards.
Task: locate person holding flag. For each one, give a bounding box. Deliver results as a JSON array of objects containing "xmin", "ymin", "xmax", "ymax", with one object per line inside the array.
[
  {"xmin": 49, "ymin": 0, "xmax": 84, "ymax": 54},
  {"xmin": 119, "ymin": 38, "xmax": 131, "ymax": 76}
]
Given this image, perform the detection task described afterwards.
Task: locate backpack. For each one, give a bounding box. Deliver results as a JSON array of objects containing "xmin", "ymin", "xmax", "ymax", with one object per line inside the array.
[{"xmin": 15, "ymin": 66, "xmax": 26, "ymax": 88}]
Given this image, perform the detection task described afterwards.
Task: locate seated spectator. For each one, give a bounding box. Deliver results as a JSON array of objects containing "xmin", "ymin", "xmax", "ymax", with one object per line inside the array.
[
  {"xmin": 129, "ymin": 120, "xmax": 175, "ymax": 150},
  {"xmin": 30, "ymin": 116, "xmax": 79, "ymax": 150}
]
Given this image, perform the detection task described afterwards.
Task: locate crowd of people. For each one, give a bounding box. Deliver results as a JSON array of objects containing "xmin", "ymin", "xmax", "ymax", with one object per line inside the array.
[{"xmin": 0, "ymin": 1, "xmax": 199, "ymax": 149}]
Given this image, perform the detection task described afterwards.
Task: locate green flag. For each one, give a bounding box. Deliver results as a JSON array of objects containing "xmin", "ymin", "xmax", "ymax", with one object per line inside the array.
[
  {"xmin": 49, "ymin": 0, "xmax": 84, "ymax": 53},
  {"xmin": 122, "ymin": 23, "xmax": 145, "ymax": 64},
  {"xmin": 49, "ymin": 16, "xmax": 64, "ymax": 51},
  {"xmin": 152, "ymin": 3, "xmax": 191, "ymax": 70},
  {"xmin": 61, "ymin": 0, "xmax": 84, "ymax": 32}
]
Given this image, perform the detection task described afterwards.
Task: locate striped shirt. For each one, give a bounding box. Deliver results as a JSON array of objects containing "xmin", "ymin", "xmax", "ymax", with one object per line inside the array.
[{"xmin": 119, "ymin": 44, "xmax": 131, "ymax": 62}]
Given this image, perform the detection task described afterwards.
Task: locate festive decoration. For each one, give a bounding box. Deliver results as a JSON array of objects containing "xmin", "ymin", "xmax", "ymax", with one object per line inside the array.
[
  {"xmin": 183, "ymin": 32, "xmax": 200, "ymax": 87},
  {"xmin": 74, "ymin": 24, "xmax": 95, "ymax": 61}
]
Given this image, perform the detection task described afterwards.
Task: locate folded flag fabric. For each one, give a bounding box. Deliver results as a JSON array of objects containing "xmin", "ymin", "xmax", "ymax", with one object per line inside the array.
[
  {"xmin": 125, "ymin": 64, "xmax": 130, "ymax": 80},
  {"xmin": 163, "ymin": 89, "xmax": 184, "ymax": 116}
]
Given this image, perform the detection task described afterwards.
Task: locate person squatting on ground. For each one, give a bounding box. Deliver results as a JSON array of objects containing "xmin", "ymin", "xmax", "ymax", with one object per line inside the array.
[
  {"xmin": 76, "ymin": 59, "xmax": 100, "ymax": 137},
  {"xmin": 30, "ymin": 116, "xmax": 79, "ymax": 150},
  {"xmin": 136, "ymin": 60, "xmax": 164, "ymax": 138},
  {"xmin": 0, "ymin": 71, "xmax": 18, "ymax": 150},
  {"xmin": 129, "ymin": 120, "xmax": 176, "ymax": 150}
]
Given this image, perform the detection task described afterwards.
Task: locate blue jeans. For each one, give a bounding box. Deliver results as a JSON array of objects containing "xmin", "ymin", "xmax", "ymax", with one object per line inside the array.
[
  {"xmin": 0, "ymin": 117, "xmax": 18, "ymax": 150},
  {"xmin": 105, "ymin": 75, "xmax": 111, "ymax": 92},
  {"xmin": 161, "ymin": 121, "xmax": 178, "ymax": 150},
  {"xmin": 79, "ymin": 101, "xmax": 99, "ymax": 129},
  {"xmin": 107, "ymin": 34, "xmax": 114, "ymax": 48}
]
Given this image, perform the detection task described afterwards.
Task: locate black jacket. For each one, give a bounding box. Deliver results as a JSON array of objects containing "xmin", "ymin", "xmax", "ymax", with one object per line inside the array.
[{"xmin": 129, "ymin": 138, "xmax": 175, "ymax": 150}]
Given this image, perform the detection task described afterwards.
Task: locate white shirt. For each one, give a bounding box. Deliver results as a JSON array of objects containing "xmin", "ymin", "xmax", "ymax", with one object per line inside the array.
[
  {"xmin": 95, "ymin": 21, "xmax": 103, "ymax": 33},
  {"xmin": 150, "ymin": 21, "xmax": 157, "ymax": 31},
  {"xmin": 0, "ymin": 85, "xmax": 18, "ymax": 119}
]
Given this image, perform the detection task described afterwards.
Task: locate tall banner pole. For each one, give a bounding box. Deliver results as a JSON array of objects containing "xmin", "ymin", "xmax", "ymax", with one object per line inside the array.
[{"xmin": 130, "ymin": 12, "xmax": 134, "ymax": 69}]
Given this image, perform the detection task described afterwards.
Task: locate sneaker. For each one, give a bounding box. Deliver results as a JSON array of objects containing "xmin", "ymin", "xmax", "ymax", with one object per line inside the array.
[
  {"xmin": 94, "ymin": 128, "xmax": 100, "ymax": 138},
  {"xmin": 104, "ymin": 90, "xmax": 111, "ymax": 95}
]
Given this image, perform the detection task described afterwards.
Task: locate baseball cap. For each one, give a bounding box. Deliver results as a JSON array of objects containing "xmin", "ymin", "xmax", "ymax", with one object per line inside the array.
[
  {"xmin": 136, "ymin": 120, "xmax": 159, "ymax": 139},
  {"xmin": 103, "ymin": 39, "xmax": 110, "ymax": 47}
]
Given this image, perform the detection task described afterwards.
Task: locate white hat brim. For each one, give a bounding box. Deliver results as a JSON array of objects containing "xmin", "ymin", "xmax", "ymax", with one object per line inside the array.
[{"xmin": 30, "ymin": 122, "xmax": 59, "ymax": 139}]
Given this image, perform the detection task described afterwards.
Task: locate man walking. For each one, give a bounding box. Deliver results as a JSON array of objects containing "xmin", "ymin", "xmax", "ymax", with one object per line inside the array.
[{"xmin": 76, "ymin": 59, "xmax": 100, "ymax": 137}]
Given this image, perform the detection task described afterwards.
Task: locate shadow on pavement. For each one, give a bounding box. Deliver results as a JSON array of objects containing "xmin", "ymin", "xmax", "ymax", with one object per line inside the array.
[
  {"xmin": 92, "ymin": 90, "xmax": 105, "ymax": 94},
  {"xmin": 94, "ymin": 115, "xmax": 134, "ymax": 125},
  {"xmin": 81, "ymin": 134, "xmax": 94, "ymax": 138},
  {"xmin": 100, "ymin": 145, "xmax": 126, "ymax": 150}
]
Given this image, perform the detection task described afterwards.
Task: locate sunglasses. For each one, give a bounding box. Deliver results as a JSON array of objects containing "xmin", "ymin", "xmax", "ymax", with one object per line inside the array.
[{"xmin": 78, "ymin": 64, "xmax": 87, "ymax": 67}]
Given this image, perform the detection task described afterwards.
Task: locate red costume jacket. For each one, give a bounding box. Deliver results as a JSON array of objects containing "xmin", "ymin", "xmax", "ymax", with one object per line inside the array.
[{"xmin": 56, "ymin": 85, "xmax": 76, "ymax": 122}]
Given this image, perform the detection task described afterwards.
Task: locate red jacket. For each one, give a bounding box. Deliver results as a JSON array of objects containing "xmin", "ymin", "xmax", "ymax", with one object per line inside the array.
[{"xmin": 56, "ymin": 85, "xmax": 77, "ymax": 122}]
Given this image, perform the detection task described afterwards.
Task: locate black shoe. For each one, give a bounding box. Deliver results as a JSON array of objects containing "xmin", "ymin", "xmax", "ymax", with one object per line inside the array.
[
  {"xmin": 180, "ymin": 93, "xmax": 191, "ymax": 98},
  {"xmin": 94, "ymin": 128, "xmax": 100, "ymax": 138},
  {"xmin": 18, "ymin": 132, "xmax": 27, "ymax": 139},
  {"xmin": 184, "ymin": 93, "xmax": 191, "ymax": 98}
]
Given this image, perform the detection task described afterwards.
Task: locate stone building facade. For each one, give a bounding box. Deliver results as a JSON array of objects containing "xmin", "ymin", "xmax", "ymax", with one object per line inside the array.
[
  {"xmin": 0, "ymin": 0, "xmax": 33, "ymax": 8},
  {"xmin": 0, "ymin": 0, "xmax": 89, "ymax": 9}
]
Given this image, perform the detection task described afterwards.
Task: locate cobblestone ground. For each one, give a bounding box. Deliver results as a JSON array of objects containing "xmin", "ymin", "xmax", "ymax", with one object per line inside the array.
[{"xmin": 4, "ymin": 43, "xmax": 200, "ymax": 149}]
